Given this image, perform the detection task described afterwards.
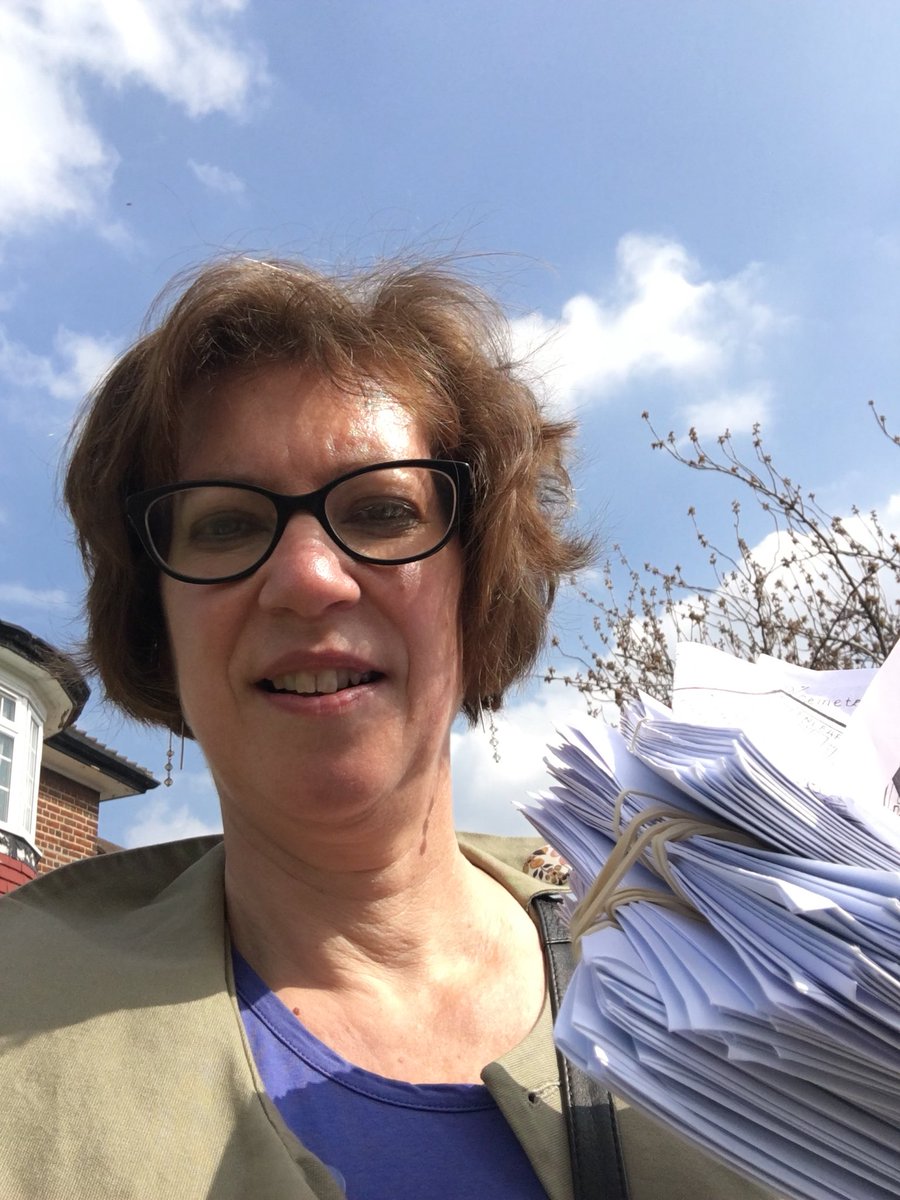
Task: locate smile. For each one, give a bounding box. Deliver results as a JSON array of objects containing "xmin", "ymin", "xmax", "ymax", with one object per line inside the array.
[{"xmin": 262, "ymin": 669, "xmax": 380, "ymax": 696}]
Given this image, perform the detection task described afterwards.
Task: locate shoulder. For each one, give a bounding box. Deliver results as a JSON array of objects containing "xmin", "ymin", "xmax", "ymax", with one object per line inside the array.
[
  {"xmin": 0, "ymin": 833, "xmax": 224, "ymax": 926},
  {"xmin": 0, "ymin": 836, "xmax": 226, "ymax": 1030},
  {"xmin": 457, "ymin": 830, "xmax": 568, "ymax": 904},
  {"xmin": 457, "ymin": 831, "xmax": 549, "ymax": 872}
]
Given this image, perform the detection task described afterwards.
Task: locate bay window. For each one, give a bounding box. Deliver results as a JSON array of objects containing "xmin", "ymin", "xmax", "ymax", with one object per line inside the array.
[{"xmin": 0, "ymin": 685, "xmax": 44, "ymax": 844}]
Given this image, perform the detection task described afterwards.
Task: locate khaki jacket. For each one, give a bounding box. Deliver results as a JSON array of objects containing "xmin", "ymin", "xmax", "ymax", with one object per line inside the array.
[{"xmin": 0, "ymin": 834, "xmax": 775, "ymax": 1200}]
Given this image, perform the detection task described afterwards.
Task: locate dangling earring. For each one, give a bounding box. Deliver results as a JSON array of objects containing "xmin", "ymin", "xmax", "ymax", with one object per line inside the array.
[
  {"xmin": 487, "ymin": 705, "xmax": 501, "ymax": 763},
  {"xmin": 163, "ymin": 721, "xmax": 185, "ymax": 787}
]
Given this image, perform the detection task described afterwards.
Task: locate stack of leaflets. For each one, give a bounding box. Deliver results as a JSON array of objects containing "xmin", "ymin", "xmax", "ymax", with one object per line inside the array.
[{"xmin": 520, "ymin": 641, "xmax": 900, "ymax": 1200}]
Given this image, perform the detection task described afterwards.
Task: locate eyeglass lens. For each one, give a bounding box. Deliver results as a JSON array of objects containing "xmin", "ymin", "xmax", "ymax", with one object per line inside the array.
[{"xmin": 144, "ymin": 465, "xmax": 457, "ymax": 579}]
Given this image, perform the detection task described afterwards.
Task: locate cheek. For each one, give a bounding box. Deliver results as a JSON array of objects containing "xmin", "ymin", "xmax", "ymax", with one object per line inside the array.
[
  {"xmin": 160, "ymin": 578, "xmax": 186, "ymax": 665},
  {"xmin": 159, "ymin": 585, "xmax": 190, "ymax": 719},
  {"xmin": 397, "ymin": 554, "xmax": 464, "ymax": 693},
  {"xmin": 400, "ymin": 549, "xmax": 462, "ymax": 613},
  {"xmin": 159, "ymin": 579, "xmax": 216, "ymax": 699}
]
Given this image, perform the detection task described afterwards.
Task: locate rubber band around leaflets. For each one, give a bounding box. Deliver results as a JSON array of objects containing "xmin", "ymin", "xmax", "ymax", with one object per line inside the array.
[{"xmin": 567, "ymin": 787, "xmax": 761, "ymax": 951}]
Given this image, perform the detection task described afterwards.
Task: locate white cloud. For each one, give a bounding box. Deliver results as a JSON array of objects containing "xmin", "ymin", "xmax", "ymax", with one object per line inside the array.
[
  {"xmin": 0, "ymin": 39, "xmax": 114, "ymax": 234},
  {"xmin": 0, "ymin": 0, "xmax": 266, "ymax": 234},
  {"xmin": 512, "ymin": 234, "xmax": 778, "ymax": 418},
  {"xmin": 0, "ymin": 582, "xmax": 68, "ymax": 609},
  {"xmin": 749, "ymin": 510, "xmax": 900, "ymax": 616},
  {"xmin": 188, "ymin": 159, "xmax": 246, "ymax": 196},
  {"xmin": 47, "ymin": 328, "xmax": 119, "ymax": 400},
  {"xmin": 451, "ymin": 687, "xmax": 599, "ymax": 836},
  {"xmin": 681, "ymin": 383, "xmax": 774, "ymax": 438},
  {"xmin": 0, "ymin": 325, "xmax": 118, "ymax": 426},
  {"xmin": 122, "ymin": 785, "xmax": 222, "ymax": 849}
]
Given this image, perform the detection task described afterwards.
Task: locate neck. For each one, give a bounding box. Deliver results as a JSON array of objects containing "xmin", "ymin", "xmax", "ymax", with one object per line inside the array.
[
  {"xmin": 221, "ymin": 776, "xmax": 548, "ymax": 1085},
  {"xmin": 221, "ymin": 778, "xmax": 488, "ymax": 988}
]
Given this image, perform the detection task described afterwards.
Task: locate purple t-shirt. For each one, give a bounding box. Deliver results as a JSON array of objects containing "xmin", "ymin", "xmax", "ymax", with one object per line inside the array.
[{"xmin": 233, "ymin": 949, "xmax": 549, "ymax": 1199}]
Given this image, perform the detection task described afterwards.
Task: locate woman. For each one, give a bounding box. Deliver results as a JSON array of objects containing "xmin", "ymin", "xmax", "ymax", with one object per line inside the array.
[{"xmin": 0, "ymin": 258, "xmax": 775, "ymax": 1200}]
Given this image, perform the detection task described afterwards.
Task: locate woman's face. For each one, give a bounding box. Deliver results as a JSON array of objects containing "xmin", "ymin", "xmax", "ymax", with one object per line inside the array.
[{"xmin": 161, "ymin": 363, "xmax": 464, "ymax": 837}]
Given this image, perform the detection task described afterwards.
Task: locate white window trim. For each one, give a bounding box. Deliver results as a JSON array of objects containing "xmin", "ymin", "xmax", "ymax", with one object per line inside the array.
[{"xmin": 0, "ymin": 676, "xmax": 45, "ymax": 848}]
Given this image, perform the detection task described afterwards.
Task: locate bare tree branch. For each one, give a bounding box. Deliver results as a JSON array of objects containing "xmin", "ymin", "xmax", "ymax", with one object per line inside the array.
[{"xmin": 552, "ymin": 411, "xmax": 900, "ymax": 710}]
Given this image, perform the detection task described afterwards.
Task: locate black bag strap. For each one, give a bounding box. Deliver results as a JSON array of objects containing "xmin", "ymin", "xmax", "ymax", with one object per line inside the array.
[{"xmin": 531, "ymin": 892, "xmax": 630, "ymax": 1200}]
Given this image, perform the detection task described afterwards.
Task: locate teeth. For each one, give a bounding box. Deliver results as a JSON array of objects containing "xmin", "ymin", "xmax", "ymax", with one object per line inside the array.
[
  {"xmin": 317, "ymin": 669, "xmax": 338, "ymax": 694},
  {"xmin": 269, "ymin": 670, "xmax": 373, "ymax": 695}
]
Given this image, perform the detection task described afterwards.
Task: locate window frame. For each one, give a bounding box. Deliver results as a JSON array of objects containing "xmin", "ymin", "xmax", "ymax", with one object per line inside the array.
[{"xmin": 0, "ymin": 680, "xmax": 45, "ymax": 846}]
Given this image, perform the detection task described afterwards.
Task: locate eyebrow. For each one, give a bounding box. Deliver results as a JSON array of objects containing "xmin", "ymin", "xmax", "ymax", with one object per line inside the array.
[{"xmin": 171, "ymin": 457, "xmax": 421, "ymax": 491}]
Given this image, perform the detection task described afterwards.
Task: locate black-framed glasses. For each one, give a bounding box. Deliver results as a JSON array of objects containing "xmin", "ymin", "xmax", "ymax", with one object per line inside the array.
[{"xmin": 126, "ymin": 459, "xmax": 471, "ymax": 584}]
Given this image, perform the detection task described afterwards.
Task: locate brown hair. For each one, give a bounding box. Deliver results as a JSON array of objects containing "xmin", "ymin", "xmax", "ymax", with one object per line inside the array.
[{"xmin": 64, "ymin": 256, "xmax": 592, "ymax": 728}]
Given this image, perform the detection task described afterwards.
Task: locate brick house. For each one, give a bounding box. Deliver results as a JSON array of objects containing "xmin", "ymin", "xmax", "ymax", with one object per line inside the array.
[{"xmin": 0, "ymin": 618, "xmax": 158, "ymax": 896}]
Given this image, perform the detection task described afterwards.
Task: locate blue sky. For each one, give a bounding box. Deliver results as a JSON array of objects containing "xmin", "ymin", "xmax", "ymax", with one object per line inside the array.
[{"xmin": 3, "ymin": 0, "xmax": 900, "ymax": 847}]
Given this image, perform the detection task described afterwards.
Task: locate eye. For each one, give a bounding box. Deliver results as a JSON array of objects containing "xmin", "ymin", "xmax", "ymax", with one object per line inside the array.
[
  {"xmin": 339, "ymin": 496, "xmax": 424, "ymax": 535},
  {"xmin": 167, "ymin": 489, "xmax": 275, "ymax": 553},
  {"xmin": 187, "ymin": 510, "xmax": 269, "ymax": 544}
]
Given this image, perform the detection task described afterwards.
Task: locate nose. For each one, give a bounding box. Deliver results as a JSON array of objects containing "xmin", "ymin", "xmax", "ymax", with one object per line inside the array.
[{"xmin": 255, "ymin": 513, "xmax": 361, "ymax": 616}]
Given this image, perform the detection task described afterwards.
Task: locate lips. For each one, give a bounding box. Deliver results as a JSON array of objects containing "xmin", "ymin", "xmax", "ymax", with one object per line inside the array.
[{"xmin": 265, "ymin": 668, "xmax": 379, "ymax": 696}]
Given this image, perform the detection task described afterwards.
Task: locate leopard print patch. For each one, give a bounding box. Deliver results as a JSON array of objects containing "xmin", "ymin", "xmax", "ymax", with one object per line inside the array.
[{"xmin": 522, "ymin": 845, "xmax": 571, "ymax": 886}]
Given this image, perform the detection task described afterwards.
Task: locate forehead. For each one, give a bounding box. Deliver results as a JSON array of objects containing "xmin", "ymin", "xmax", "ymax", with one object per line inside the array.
[{"xmin": 176, "ymin": 363, "xmax": 433, "ymax": 483}]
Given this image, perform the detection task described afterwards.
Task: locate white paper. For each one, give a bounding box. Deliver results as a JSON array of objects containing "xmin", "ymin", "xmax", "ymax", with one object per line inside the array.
[{"xmin": 519, "ymin": 640, "xmax": 900, "ymax": 1200}]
